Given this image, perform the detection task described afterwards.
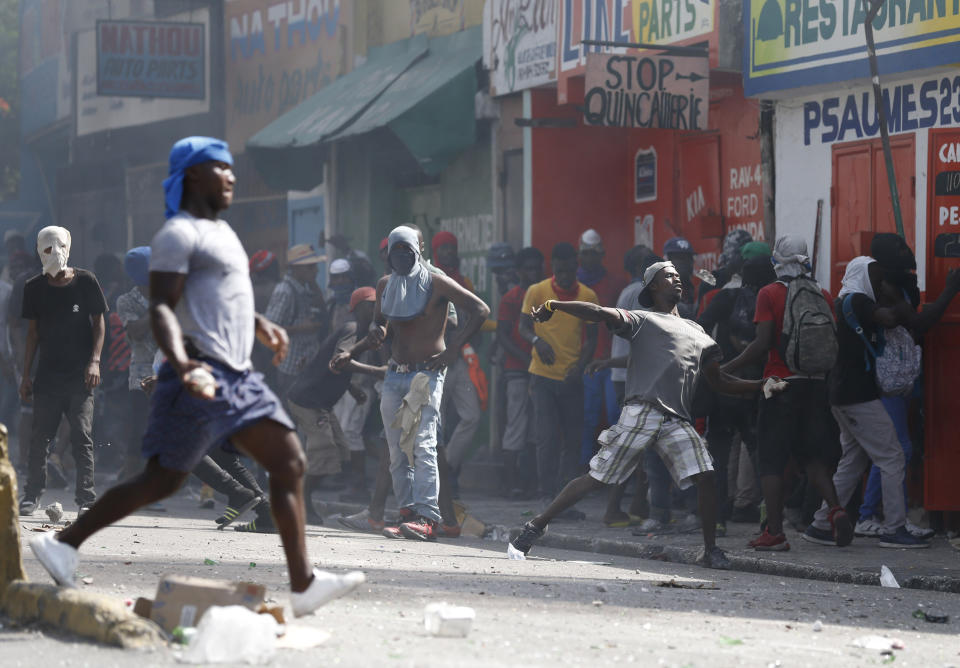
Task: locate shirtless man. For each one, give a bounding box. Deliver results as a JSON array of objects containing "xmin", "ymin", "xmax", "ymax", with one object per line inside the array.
[
  {"xmin": 332, "ymin": 226, "xmax": 489, "ymax": 540},
  {"xmin": 508, "ymin": 262, "xmax": 772, "ymax": 569},
  {"xmin": 29, "ymin": 136, "xmax": 364, "ymax": 616}
]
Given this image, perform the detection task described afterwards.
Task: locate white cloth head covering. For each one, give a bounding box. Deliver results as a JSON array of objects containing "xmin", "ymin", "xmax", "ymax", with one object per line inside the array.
[
  {"xmin": 640, "ymin": 260, "xmax": 675, "ymax": 293},
  {"xmin": 381, "ymin": 226, "xmax": 434, "ymax": 321},
  {"xmin": 772, "ymin": 234, "xmax": 810, "ymax": 279},
  {"xmin": 36, "ymin": 226, "xmax": 71, "ymax": 277},
  {"xmin": 579, "ymin": 228, "xmax": 604, "ymax": 252},
  {"xmin": 329, "ymin": 258, "xmax": 351, "ymax": 275},
  {"xmin": 838, "ymin": 256, "xmax": 876, "ymax": 300}
]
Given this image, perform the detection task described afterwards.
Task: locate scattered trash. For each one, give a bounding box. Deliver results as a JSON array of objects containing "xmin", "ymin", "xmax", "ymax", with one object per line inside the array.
[
  {"xmin": 852, "ymin": 635, "xmax": 905, "ymax": 651},
  {"xmin": 719, "ymin": 636, "xmax": 743, "ymax": 646},
  {"xmin": 591, "ymin": 600, "xmax": 604, "ymax": 607},
  {"xmin": 276, "ymin": 626, "xmax": 330, "ymax": 650},
  {"xmin": 568, "ymin": 560, "xmax": 613, "ymax": 566},
  {"xmin": 812, "ymin": 619, "xmax": 823, "ymax": 632},
  {"xmin": 143, "ymin": 575, "xmax": 267, "ymax": 634},
  {"xmin": 81, "ymin": 577, "xmax": 93, "ymax": 585},
  {"xmin": 507, "ymin": 543, "xmax": 525, "ymax": 560},
  {"xmin": 657, "ymin": 579, "xmax": 719, "ymax": 590},
  {"xmin": 484, "ymin": 525, "xmax": 511, "ymax": 543},
  {"xmin": 203, "ymin": 558, "xmax": 217, "ymax": 566},
  {"xmin": 172, "ymin": 626, "xmax": 198, "ymax": 645},
  {"xmin": 45, "ymin": 502, "xmax": 63, "ymax": 524},
  {"xmin": 181, "ymin": 606, "xmax": 277, "ymax": 664},
  {"xmin": 879, "ymin": 565, "xmax": 900, "ymax": 588},
  {"xmin": 423, "ymin": 603, "xmax": 475, "ymax": 638},
  {"xmin": 912, "ymin": 609, "xmax": 949, "ymax": 624},
  {"xmin": 257, "ymin": 604, "xmax": 285, "ymax": 626},
  {"xmin": 249, "ymin": 562, "xmax": 256, "ymax": 568},
  {"xmin": 460, "ymin": 514, "xmax": 486, "ymax": 538}
]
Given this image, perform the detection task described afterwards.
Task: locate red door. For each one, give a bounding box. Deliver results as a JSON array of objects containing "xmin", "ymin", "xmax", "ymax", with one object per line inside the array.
[
  {"xmin": 924, "ymin": 128, "xmax": 960, "ymax": 510},
  {"xmin": 830, "ymin": 136, "xmax": 916, "ymax": 293},
  {"xmin": 678, "ymin": 134, "xmax": 724, "ymax": 269}
]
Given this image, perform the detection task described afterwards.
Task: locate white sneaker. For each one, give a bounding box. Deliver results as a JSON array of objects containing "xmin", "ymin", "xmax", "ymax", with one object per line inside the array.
[
  {"xmin": 854, "ymin": 517, "xmax": 883, "ymax": 537},
  {"xmin": 290, "ymin": 568, "xmax": 365, "ymax": 617},
  {"xmin": 905, "ymin": 519, "xmax": 935, "ymax": 540},
  {"xmin": 635, "ymin": 518, "xmax": 664, "ymax": 533},
  {"xmin": 30, "ymin": 533, "xmax": 78, "ymax": 587},
  {"xmin": 674, "ymin": 513, "xmax": 702, "ymax": 534}
]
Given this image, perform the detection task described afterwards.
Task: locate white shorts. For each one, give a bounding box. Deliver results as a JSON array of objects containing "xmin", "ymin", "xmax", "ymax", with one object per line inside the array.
[{"xmin": 589, "ymin": 403, "xmax": 713, "ymax": 489}]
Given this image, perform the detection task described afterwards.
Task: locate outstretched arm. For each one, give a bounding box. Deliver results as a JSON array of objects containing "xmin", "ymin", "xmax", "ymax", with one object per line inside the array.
[
  {"xmin": 703, "ymin": 359, "xmax": 764, "ymax": 395},
  {"xmin": 531, "ymin": 300, "xmax": 622, "ymax": 326}
]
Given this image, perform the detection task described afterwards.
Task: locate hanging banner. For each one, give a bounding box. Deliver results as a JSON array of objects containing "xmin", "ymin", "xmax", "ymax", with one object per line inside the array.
[
  {"xmin": 744, "ymin": 0, "xmax": 960, "ymax": 96},
  {"xmin": 483, "ymin": 0, "xmax": 557, "ymax": 96},
  {"xmin": 584, "ymin": 52, "xmax": 708, "ymax": 129},
  {"xmin": 96, "ymin": 20, "xmax": 206, "ymax": 99}
]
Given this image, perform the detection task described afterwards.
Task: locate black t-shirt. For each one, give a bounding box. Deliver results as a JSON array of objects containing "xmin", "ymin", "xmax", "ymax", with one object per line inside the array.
[
  {"xmin": 829, "ymin": 292, "xmax": 880, "ymax": 406},
  {"xmin": 287, "ymin": 322, "xmax": 356, "ymax": 410},
  {"xmin": 21, "ymin": 269, "xmax": 108, "ymax": 383}
]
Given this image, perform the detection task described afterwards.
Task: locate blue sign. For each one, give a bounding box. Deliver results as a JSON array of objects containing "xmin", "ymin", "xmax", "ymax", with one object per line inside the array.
[{"xmin": 96, "ymin": 20, "xmax": 205, "ymax": 99}]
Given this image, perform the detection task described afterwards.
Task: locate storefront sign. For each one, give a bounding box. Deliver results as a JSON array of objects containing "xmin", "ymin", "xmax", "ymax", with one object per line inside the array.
[
  {"xmin": 411, "ymin": 0, "xmax": 466, "ymax": 36},
  {"xmin": 557, "ymin": 0, "xmax": 632, "ymax": 104},
  {"xmin": 801, "ymin": 74, "xmax": 960, "ymax": 145},
  {"xmin": 631, "ymin": 0, "xmax": 713, "ymax": 44},
  {"xmin": 745, "ymin": 0, "xmax": 960, "ymax": 96},
  {"xmin": 584, "ymin": 52, "xmax": 708, "ymax": 129},
  {"xmin": 933, "ymin": 135, "xmax": 960, "ymax": 233},
  {"xmin": 438, "ymin": 214, "xmax": 496, "ymax": 292},
  {"xmin": 226, "ymin": 0, "xmax": 350, "ymax": 149},
  {"xmin": 635, "ymin": 146, "xmax": 657, "ymax": 202},
  {"xmin": 484, "ymin": 0, "xmax": 557, "ymax": 96},
  {"xmin": 96, "ymin": 20, "xmax": 205, "ymax": 99}
]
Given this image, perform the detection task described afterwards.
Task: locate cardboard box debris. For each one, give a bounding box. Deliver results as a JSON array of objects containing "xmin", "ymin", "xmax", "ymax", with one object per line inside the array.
[{"xmin": 147, "ymin": 575, "xmax": 266, "ymax": 633}]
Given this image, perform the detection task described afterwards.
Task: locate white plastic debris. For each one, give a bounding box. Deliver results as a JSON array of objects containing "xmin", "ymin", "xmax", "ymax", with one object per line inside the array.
[
  {"xmin": 45, "ymin": 502, "xmax": 63, "ymax": 524},
  {"xmin": 879, "ymin": 564, "xmax": 900, "ymax": 588},
  {"xmin": 181, "ymin": 605, "xmax": 277, "ymax": 664},
  {"xmin": 507, "ymin": 543, "xmax": 526, "ymax": 560},
  {"xmin": 423, "ymin": 602, "xmax": 475, "ymax": 638},
  {"xmin": 812, "ymin": 620, "xmax": 823, "ymax": 632},
  {"xmin": 852, "ymin": 635, "xmax": 904, "ymax": 651}
]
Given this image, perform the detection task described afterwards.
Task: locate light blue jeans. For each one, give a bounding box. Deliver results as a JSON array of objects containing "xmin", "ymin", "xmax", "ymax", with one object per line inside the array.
[{"xmin": 380, "ymin": 368, "xmax": 446, "ymax": 523}]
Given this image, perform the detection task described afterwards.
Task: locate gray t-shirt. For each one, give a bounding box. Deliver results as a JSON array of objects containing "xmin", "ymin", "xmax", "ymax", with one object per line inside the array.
[
  {"xmin": 611, "ymin": 308, "xmax": 721, "ymax": 422},
  {"xmin": 150, "ymin": 212, "xmax": 255, "ymax": 371},
  {"xmin": 611, "ymin": 281, "xmax": 645, "ymax": 383}
]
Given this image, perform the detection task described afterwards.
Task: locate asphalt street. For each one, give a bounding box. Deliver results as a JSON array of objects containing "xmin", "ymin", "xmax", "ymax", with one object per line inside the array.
[{"xmin": 3, "ymin": 490, "xmax": 960, "ymax": 667}]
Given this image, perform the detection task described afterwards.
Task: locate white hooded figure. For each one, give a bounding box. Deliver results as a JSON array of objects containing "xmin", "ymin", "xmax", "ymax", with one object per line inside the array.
[{"xmin": 36, "ymin": 226, "xmax": 71, "ymax": 277}]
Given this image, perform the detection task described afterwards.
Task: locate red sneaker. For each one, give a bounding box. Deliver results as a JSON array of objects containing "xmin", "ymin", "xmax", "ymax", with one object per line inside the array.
[
  {"xmin": 382, "ymin": 525, "xmax": 404, "ymax": 539},
  {"xmin": 748, "ymin": 529, "xmax": 790, "ymax": 551},
  {"xmin": 381, "ymin": 508, "xmax": 416, "ymax": 539},
  {"xmin": 399, "ymin": 517, "xmax": 438, "ymax": 541},
  {"xmin": 438, "ymin": 524, "xmax": 461, "ymax": 538}
]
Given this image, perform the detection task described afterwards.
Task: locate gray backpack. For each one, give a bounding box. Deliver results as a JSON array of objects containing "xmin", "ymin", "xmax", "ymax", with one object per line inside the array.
[{"xmin": 779, "ymin": 276, "xmax": 838, "ymax": 375}]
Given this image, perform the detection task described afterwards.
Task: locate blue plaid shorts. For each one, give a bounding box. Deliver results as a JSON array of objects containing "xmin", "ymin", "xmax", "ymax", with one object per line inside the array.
[{"xmin": 142, "ymin": 359, "xmax": 295, "ymax": 472}]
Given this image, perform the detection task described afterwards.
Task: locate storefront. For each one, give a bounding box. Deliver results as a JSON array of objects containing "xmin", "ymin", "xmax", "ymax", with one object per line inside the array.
[{"xmin": 744, "ymin": 0, "xmax": 960, "ymax": 508}]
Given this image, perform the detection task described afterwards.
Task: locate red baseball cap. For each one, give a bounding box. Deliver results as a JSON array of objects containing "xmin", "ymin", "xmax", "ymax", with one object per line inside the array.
[{"xmin": 349, "ymin": 286, "xmax": 377, "ymax": 312}]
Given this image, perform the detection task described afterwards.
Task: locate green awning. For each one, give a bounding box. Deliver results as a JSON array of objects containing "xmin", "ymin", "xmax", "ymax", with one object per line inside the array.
[{"xmin": 247, "ymin": 27, "xmax": 480, "ymax": 190}]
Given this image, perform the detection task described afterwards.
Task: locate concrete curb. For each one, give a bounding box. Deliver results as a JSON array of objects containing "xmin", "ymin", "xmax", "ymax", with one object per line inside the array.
[
  {"xmin": 2, "ymin": 581, "xmax": 167, "ymax": 649},
  {"xmin": 319, "ymin": 499, "xmax": 960, "ymax": 594}
]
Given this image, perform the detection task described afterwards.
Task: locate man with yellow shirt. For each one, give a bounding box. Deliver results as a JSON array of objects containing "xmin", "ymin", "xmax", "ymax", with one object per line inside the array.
[{"xmin": 519, "ymin": 242, "xmax": 598, "ymax": 502}]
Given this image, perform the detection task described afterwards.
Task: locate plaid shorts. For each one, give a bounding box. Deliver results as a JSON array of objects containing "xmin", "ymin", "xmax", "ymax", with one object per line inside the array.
[{"xmin": 589, "ymin": 403, "xmax": 713, "ymax": 489}]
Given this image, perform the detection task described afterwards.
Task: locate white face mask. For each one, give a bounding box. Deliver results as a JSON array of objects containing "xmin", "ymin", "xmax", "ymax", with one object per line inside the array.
[{"xmin": 36, "ymin": 226, "xmax": 71, "ymax": 277}]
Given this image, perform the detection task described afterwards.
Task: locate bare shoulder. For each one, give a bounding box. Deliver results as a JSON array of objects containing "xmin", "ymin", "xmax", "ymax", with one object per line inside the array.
[{"xmin": 376, "ymin": 275, "xmax": 389, "ymax": 294}]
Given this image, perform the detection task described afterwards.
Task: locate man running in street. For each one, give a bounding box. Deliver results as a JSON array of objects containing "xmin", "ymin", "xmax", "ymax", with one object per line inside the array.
[
  {"xmin": 29, "ymin": 136, "xmax": 364, "ymax": 616},
  {"xmin": 332, "ymin": 226, "xmax": 489, "ymax": 540},
  {"xmin": 508, "ymin": 262, "xmax": 771, "ymax": 569}
]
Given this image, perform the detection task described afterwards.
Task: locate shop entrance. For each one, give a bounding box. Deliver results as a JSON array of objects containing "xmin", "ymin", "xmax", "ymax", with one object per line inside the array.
[{"xmin": 830, "ymin": 135, "xmax": 915, "ymax": 293}]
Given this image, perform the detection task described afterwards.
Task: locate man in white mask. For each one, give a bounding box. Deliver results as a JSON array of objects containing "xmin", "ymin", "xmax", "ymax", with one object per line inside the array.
[{"xmin": 19, "ymin": 225, "xmax": 108, "ymax": 517}]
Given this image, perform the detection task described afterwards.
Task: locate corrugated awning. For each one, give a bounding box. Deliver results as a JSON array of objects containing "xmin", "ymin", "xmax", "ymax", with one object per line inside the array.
[{"xmin": 247, "ymin": 27, "xmax": 480, "ymax": 190}]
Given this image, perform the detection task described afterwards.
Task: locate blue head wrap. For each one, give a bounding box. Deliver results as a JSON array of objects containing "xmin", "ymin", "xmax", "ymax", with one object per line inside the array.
[
  {"xmin": 162, "ymin": 136, "xmax": 234, "ymax": 219},
  {"xmin": 124, "ymin": 246, "xmax": 151, "ymax": 287}
]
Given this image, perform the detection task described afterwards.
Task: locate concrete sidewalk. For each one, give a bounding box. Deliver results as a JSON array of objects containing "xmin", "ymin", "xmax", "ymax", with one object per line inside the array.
[{"xmin": 314, "ymin": 489, "xmax": 960, "ymax": 594}]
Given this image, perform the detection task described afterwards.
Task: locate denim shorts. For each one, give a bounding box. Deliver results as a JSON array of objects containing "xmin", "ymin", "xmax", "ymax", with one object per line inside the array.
[{"xmin": 142, "ymin": 360, "xmax": 295, "ymax": 472}]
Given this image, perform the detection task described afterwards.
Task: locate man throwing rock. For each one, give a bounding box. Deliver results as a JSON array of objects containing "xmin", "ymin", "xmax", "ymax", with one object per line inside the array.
[
  {"xmin": 30, "ymin": 136, "xmax": 364, "ymax": 616},
  {"xmin": 332, "ymin": 226, "xmax": 489, "ymax": 540},
  {"xmin": 508, "ymin": 261, "xmax": 771, "ymax": 569}
]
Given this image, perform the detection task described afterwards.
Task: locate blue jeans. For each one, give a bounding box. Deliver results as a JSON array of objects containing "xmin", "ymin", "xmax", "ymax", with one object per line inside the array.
[
  {"xmin": 581, "ymin": 368, "xmax": 620, "ymax": 465},
  {"xmin": 380, "ymin": 368, "xmax": 446, "ymax": 523},
  {"xmin": 858, "ymin": 395, "xmax": 911, "ymax": 522}
]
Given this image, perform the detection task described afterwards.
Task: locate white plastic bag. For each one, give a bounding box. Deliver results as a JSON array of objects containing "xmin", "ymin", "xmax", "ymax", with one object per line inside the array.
[{"xmin": 181, "ymin": 605, "xmax": 278, "ymax": 665}]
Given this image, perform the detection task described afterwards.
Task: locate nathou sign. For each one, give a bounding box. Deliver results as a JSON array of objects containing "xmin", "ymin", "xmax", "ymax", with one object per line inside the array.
[
  {"xmin": 584, "ymin": 53, "xmax": 708, "ymax": 130},
  {"xmin": 97, "ymin": 20, "xmax": 205, "ymax": 99}
]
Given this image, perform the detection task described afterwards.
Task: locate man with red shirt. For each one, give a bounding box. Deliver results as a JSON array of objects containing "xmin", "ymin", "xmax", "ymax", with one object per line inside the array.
[
  {"xmin": 495, "ymin": 247, "xmax": 544, "ymax": 497},
  {"xmin": 723, "ymin": 235, "xmax": 849, "ymax": 552},
  {"xmin": 577, "ymin": 229, "xmax": 627, "ymax": 465}
]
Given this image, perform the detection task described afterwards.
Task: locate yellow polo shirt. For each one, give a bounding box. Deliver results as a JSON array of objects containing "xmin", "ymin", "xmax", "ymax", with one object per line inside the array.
[{"xmin": 521, "ymin": 279, "xmax": 598, "ymax": 381}]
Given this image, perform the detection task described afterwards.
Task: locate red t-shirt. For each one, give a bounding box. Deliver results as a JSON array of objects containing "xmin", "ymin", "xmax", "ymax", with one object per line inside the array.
[
  {"xmin": 754, "ymin": 281, "xmax": 834, "ymax": 379},
  {"xmin": 584, "ymin": 273, "xmax": 627, "ymax": 359},
  {"xmin": 498, "ymin": 285, "xmax": 531, "ymax": 371}
]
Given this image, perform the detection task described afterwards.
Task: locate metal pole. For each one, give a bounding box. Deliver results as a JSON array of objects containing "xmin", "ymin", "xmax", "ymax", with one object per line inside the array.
[{"xmin": 864, "ymin": 0, "xmax": 906, "ymax": 239}]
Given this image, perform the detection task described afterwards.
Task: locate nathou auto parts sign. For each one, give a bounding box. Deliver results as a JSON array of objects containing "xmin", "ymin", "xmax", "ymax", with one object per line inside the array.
[
  {"xmin": 584, "ymin": 52, "xmax": 709, "ymax": 129},
  {"xmin": 744, "ymin": 0, "xmax": 960, "ymax": 96},
  {"xmin": 97, "ymin": 20, "xmax": 205, "ymax": 99}
]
